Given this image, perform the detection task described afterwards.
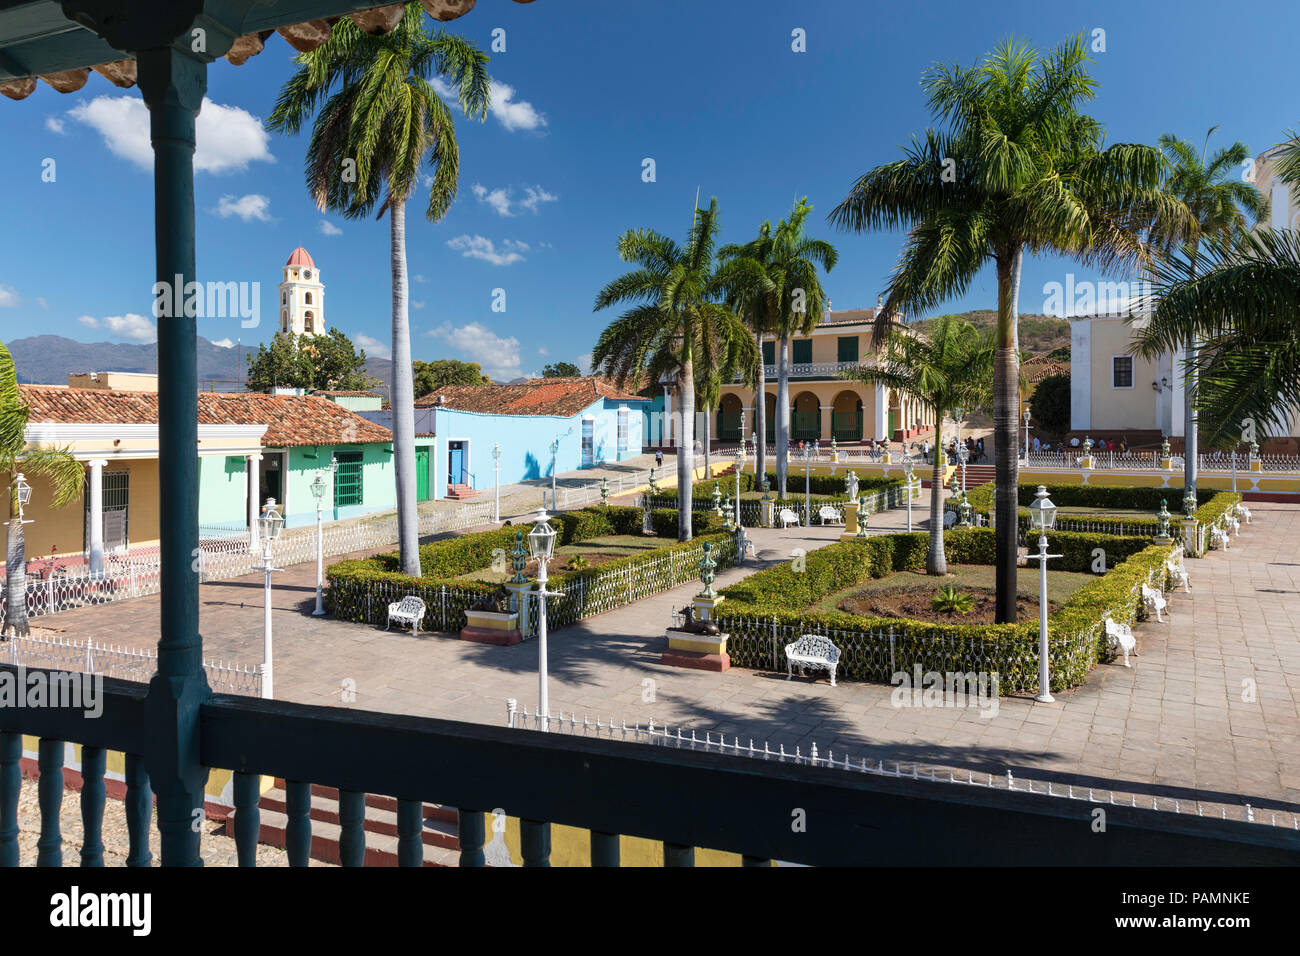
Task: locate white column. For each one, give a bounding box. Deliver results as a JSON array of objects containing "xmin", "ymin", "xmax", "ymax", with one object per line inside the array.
[
  {"xmin": 1070, "ymin": 320, "xmax": 1091, "ymax": 432},
  {"xmin": 87, "ymin": 459, "xmax": 106, "ymax": 576},
  {"xmin": 247, "ymin": 453, "xmax": 262, "ymax": 551},
  {"xmin": 874, "ymin": 384, "xmax": 888, "ymax": 440},
  {"xmin": 663, "ymin": 386, "xmax": 673, "ymax": 447}
]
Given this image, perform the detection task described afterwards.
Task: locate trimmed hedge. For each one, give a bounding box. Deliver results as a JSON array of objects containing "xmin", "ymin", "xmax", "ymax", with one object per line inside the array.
[
  {"xmin": 736, "ymin": 471, "xmax": 901, "ymax": 497},
  {"xmin": 326, "ymin": 505, "xmax": 733, "ymax": 632},
  {"xmin": 716, "ymin": 528, "xmax": 1174, "ymax": 693}
]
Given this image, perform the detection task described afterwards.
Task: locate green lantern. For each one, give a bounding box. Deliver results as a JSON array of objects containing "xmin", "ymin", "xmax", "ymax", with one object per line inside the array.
[
  {"xmin": 722, "ymin": 493, "xmax": 735, "ymax": 531},
  {"xmin": 957, "ymin": 491, "xmax": 973, "ymax": 527},
  {"xmin": 648, "ymin": 466, "xmax": 659, "ymax": 494},
  {"xmin": 712, "ymin": 481, "xmax": 723, "ymax": 516},
  {"xmin": 600, "ymin": 476, "xmax": 609, "ymax": 507},
  {"xmin": 1160, "ymin": 435, "xmax": 1171, "ymax": 460},
  {"xmin": 856, "ymin": 494, "xmax": 869, "ymax": 538},
  {"xmin": 1156, "ymin": 498, "xmax": 1171, "ymax": 539}
]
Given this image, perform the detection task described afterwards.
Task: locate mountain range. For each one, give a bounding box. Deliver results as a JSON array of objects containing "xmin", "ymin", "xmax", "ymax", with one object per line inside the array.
[{"xmin": 6, "ymin": 335, "xmax": 395, "ymax": 395}]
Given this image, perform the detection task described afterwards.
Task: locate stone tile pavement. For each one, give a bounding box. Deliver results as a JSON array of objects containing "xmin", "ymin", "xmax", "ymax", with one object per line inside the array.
[{"xmin": 26, "ymin": 492, "xmax": 1300, "ymax": 824}]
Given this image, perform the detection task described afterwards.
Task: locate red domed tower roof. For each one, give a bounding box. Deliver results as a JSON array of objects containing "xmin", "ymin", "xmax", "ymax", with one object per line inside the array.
[{"xmin": 286, "ymin": 246, "xmax": 315, "ymax": 268}]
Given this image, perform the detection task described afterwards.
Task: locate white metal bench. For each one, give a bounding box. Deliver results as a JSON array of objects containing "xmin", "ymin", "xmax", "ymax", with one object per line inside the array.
[
  {"xmin": 1141, "ymin": 582, "xmax": 1167, "ymax": 623},
  {"xmin": 1209, "ymin": 526, "xmax": 1230, "ymax": 551},
  {"xmin": 1165, "ymin": 554, "xmax": 1191, "ymax": 593},
  {"xmin": 1224, "ymin": 514, "xmax": 1241, "ymax": 537},
  {"xmin": 1237, "ymin": 503, "xmax": 1252, "ymax": 524},
  {"xmin": 942, "ymin": 511, "xmax": 956, "ymax": 529},
  {"xmin": 387, "ymin": 595, "xmax": 427, "ymax": 635},
  {"xmin": 1103, "ymin": 613, "xmax": 1136, "ymax": 667},
  {"xmin": 784, "ymin": 634, "xmax": 840, "ymax": 686},
  {"xmin": 778, "ymin": 508, "xmax": 800, "ymax": 529},
  {"xmin": 817, "ymin": 505, "xmax": 842, "ymax": 526}
]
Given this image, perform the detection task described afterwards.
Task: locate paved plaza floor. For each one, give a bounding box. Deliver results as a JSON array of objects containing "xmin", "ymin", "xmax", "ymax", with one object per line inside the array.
[{"xmin": 31, "ymin": 490, "xmax": 1300, "ymax": 825}]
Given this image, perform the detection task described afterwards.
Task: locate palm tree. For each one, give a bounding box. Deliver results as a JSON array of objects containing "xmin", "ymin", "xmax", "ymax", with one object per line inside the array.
[
  {"xmin": 847, "ymin": 318, "xmax": 993, "ymax": 573},
  {"xmin": 0, "ymin": 342, "xmax": 84, "ymax": 638},
  {"xmin": 719, "ymin": 221, "xmax": 779, "ymax": 490},
  {"xmin": 829, "ymin": 34, "xmax": 1181, "ymax": 623},
  {"xmin": 592, "ymin": 198, "xmax": 760, "ymax": 541},
  {"xmin": 752, "ymin": 199, "xmax": 837, "ymax": 498},
  {"xmin": 1134, "ymin": 216, "xmax": 1300, "ymax": 448},
  {"xmin": 267, "ymin": 4, "xmax": 490, "ymax": 577},
  {"xmin": 1155, "ymin": 129, "xmax": 1267, "ymax": 497}
]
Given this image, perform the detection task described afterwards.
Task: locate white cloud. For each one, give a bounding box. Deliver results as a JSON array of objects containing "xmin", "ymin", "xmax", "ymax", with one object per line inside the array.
[
  {"xmin": 427, "ymin": 321, "xmax": 522, "ymax": 380},
  {"xmin": 413, "ymin": 274, "xmax": 427, "ymax": 283},
  {"xmin": 319, "ymin": 219, "xmax": 343, "ymax": 236},
  {"xmin": 0, "ymin": 285, "xmax": 19, "ymax": 307},
  {"xmin": 211, "ymin": 338, "xmax": 235, "ymax": 348},
  {"xmin": 355, "ymin": 333, "xmax": 391, "ymax": 360},
  {"xmin": 432, "ymin": 78, "xmax": 546, "ymax": 133},
  {"xmin": 537, "ymin": 345, "xmax": 549, "ymax": 357},
  {"xmin": 446, "ymin": 234, "xmax": 527, "ymax": 266},
  {"xmin": 66, "ymin": 95, "xmax": 273, "ymax": 173},
  {"xmin": 36, "ymin": 297, "xmax": 48, "ymax": 310},
  {"xmin": 471, "ymin": 182, "xmax": 557, "ymax": 217},
  {"xmin": 77, "ymin": 313, "xmax": 156, "ymax": 344},
  {"xmin": 213, "ymin": 193, "xmax": 271, "ymax": 222},
  {"xmin": 45, "ymin": 116, "xmax": 65, "ymax": 134},
  {"xmin": 577, "ymin": 353, "xmax": 593, "ymax": 375},
  {"xmin": 412, "ymin": 300, "xmax": 426, "ymax": 310}
]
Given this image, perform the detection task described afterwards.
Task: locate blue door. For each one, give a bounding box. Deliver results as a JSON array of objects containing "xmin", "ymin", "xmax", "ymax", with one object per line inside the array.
[
  {"xmin": 448, "ymin": 442, "xmax": 464, "ymax": 487},
  {"xmin": 581, "ymin": 419, "xmax": 595, "ymax": 467}
]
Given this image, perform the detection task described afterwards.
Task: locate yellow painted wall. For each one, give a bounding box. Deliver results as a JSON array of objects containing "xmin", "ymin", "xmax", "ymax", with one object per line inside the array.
[
  {"xmin": 494, "ymin": 815, "xmax": 761, "ymax": 867},
  {"xmin": 1088, "ymin": 319, "xmax": 1160, "ymax": 430}
]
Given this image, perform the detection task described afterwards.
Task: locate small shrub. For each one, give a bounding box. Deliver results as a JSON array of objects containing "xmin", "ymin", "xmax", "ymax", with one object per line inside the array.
[{"xmin": 931, "ymin": 585, "xmax": 975, "ymax": 615}]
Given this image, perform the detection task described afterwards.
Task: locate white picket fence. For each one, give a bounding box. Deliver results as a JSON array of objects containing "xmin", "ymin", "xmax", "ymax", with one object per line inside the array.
[
  {"xmin": 504, "ymin": 702, "xmax": 1294, "ymax": 830},
  {"xmin": 0, "ymin": 500, "xmax": 502, "ymax": 623},
  {"xmin": 2, "ymin": 632, "xmax": 261, "ymax": 696}
]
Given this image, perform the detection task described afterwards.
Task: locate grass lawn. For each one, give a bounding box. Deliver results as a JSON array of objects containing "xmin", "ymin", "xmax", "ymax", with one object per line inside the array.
[
  {"xmin": 811, "ymin": 563, "xmax": 1100, "ymax": 624},
  {"xmin": 457, "ymin": 535, "xmax": 663, "ymax": 584}
]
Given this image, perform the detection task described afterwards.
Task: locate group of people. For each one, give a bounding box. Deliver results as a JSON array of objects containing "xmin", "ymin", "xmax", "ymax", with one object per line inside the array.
[{"xmin": 1030, "ymin": 435, "xmax": 1130, "ymax": 455}]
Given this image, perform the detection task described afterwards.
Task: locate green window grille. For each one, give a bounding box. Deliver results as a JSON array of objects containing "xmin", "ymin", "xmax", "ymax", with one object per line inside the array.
[
  {"xmin": 334, "ymin": 451, "xmax": 363, "ymax": 507},
  {"xmin": 837, "ymin": 336, "xmax": 859, "ymax": 364},
  {"xmin": 761, "ymin": 340, "xmax": 775, "ymax": 365},
  {"xmin": 792, "ymin": 339, "xmax": 812, "ymax": 365}
]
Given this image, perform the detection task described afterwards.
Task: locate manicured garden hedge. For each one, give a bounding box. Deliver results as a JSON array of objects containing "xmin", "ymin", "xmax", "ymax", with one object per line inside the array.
[
  {"xmin": 326, "ymin": 505, "xmax": 734, "ymax": 633},
  {"xmin": 716, "ymin": 528, "xmax": 1174, "ymax": 693}
]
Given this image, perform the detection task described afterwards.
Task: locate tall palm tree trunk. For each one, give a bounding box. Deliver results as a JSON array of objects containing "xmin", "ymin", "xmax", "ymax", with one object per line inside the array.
[
  {"xmin": 754, "ymin": 332, "xmax": 768, "ymax": 490},
  {"xmin": 776, "ymin": 333, "xmax": 790, "ymax": 497},
  {"xmin": 3, "ymin": 499, "xmax": 28, "ymax": 637},
  {"xmin": 676, "ymin": 366, "xmax": 695, "ymax": 541},
  {"xmin": 389, "ymin": 199, "xmax": 421, "ymax": 577},
  {"xmin": 928, "ymin": 415, "xmax": 946, "ymax": 575},
  {"xmin": 993, "ymin": 247, "xmax": 1023, "ymax": 623}
]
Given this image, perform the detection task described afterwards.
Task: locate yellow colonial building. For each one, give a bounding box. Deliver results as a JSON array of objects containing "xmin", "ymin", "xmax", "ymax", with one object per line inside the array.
[{"xmin": 713, "ymin": 307, "xmax": 934, "ymax": 446}]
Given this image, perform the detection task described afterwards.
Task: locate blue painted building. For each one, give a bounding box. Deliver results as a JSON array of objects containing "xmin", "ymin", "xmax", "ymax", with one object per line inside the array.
[{"xmin": 365, "ymin": 377, "xmax": 649, "ymax": 500}]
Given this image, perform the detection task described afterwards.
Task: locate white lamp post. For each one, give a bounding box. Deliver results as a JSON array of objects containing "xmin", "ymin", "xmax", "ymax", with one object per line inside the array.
[
  {"xmin": 1023, "ymin": 409, "xmax": 1031, "ymax": 462},
  {"xmin": 527, "ymin": 509, "xmax": 560, "ymax": 731},
  {"xmin": 492, "ymin": 443, "xmax": 502, "ymax": 523},
  {"xmin": 1027, "ymin": 486, "xmax": 1060, "ymax": 704},
  {"xmin": 256, "ymin": 497, "xmax": 285, "ymax": 699},
  {"xmin": 956, "ymin": 440, "xmax": 969, "ymax": 493},
  {"xmin": 309, "ymin": 457, "xmax": 336, "ymax": 617},
  {"xmin": 801, "ymin": 442, "xmax": 815, "ymax": 527},
  {"xmin": 13, "ymin": 472, "xmax": 30, "ymax": 520},
  {"xmin": 902, "ymin": 453, "xmax": 915, "ymax": 533}
]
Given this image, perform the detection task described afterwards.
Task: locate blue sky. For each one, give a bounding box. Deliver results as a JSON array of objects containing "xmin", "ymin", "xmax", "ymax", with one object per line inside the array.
[{"xmin": 1, "ymin": 0, "xmax": 1297, "ymax": 381}]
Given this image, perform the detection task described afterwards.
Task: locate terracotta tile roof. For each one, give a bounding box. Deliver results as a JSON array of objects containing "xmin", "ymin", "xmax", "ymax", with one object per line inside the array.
[
  {"xmin": 414, "ymin": 377, "xmax": 649, "ymax": 417},
  {"xmin": 18, "ymin": 385, "xmax": 391, "ymax": 448},
  {"xmin": 312, "ymin": 390, "xmax": 383, "ymax": 397},
  {"xmin": 286, "ymin": 246, "xmax": 315, "ymax": 268},
  {"xmin": 1022, "ymin": 355, "xmax": 1070, "ymax": 385}
]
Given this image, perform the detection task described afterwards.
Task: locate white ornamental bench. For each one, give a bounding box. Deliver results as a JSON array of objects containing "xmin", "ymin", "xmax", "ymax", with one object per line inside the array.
[
  {"xmin": 387, "ymin": 595, "xmax": 427, "ymax": 635},
  {"xmin": 942, "ymin": 511, "xmax": 957, "ymax": 529},
  {"xmin": 1225, "ymin": 514, "xmax": 1241, "ymax": 537},
  {"xmin": 1209, "ymin": 526, "xmax": 1230, "ymax": 551},
  {"xmin": 1237, "ymin": 503, "xmax": 1252, "ymax": 524},
  {"xmin": 784, "ymin": 634, "xmax": 840, "ymax": 687},
  {"xmin": 1165, "ymin": 554, "xmax": 1191, "ymax": 593},
  {"xmin": 818, "ymin": 505, "xmax": 842, "ymax": 526},
  {"xmin": 778, "ymin": 508, "xmax": 801, "ymax": 529},
  {"xmin": 1103, "ymin": 613, "xmax": 1136, "ymax": 667},
  {"xmin": 1141, "ymin": 582, "xmax": 1167, "ymax": 623}
]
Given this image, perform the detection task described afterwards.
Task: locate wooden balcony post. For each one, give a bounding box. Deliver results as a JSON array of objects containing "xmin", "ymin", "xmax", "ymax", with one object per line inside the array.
[{"xmin": 137, "ymin": 44, "xmax": 212, "ymax": 867}]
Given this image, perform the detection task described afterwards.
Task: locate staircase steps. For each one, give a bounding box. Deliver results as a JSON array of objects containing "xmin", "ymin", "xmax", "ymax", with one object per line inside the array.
[
  {"xmin": 446, "ymin": 483, "xmax": 480, "ymax": 500},
  {"xmin": 223, "ymin": 780, "xmax": 465, "ymax": 866}
]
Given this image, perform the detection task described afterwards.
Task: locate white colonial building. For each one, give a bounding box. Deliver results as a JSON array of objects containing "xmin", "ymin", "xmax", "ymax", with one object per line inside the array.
[{"xmin": 278, "ymin": 246, "xmax": 324, "ymax": 335}]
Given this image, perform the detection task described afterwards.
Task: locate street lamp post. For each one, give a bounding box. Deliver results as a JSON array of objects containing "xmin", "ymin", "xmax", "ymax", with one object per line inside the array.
[
  {"xmin": 1023, "ymin": 409, "xmax": 1031, "ymax": 462},
  {"xmin": 801, "ymin": 442, "xmax": 815, "ymax": 527},
  {"xmin": 733, "ymin": 444, "xmax": 745, "ymax": 526},
  {"xmin": 549, "ymin": 436, "xmax": 560, "ymax": 512},
  {"xmin": 527, "ymin": 509, "xmax": 560, "ymax": 731},
  {"xmin": 256, "ymin": 498, "xmax": 285, "ymax": 699},
  {"xmin": 1027, "ymin": 486, "xmax": 1060, "ymax": 704},
  {"xmin": 957, "ymin": 440, "xmax": 969, "ymax": 493},
  {"xmin": 492, "ymin": 443, "xmax": 502, "ymax": 523},
  {"xmin": 902, "ymin": 453, "xmax": 915, "ymax": 532},
  {"xmin": 309, "ymin": 456, "xmax": 336, "ymax": 616}
]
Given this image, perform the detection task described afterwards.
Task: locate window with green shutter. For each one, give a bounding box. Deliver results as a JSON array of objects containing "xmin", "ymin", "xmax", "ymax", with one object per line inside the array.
[
  {"xmin": 334, "ymin": 451, "xmax": 363, "ymax": 506},
  {"xmin": 761, "ymin": 340, "xmax": 775, "ymax": 365},
  {"xmin": 792, "ymin": 339, "xmax": 812, "ymax": 365},
  {"xmin": 837, "ymin": 336, "xmax": 859, "ymax": 363}
]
